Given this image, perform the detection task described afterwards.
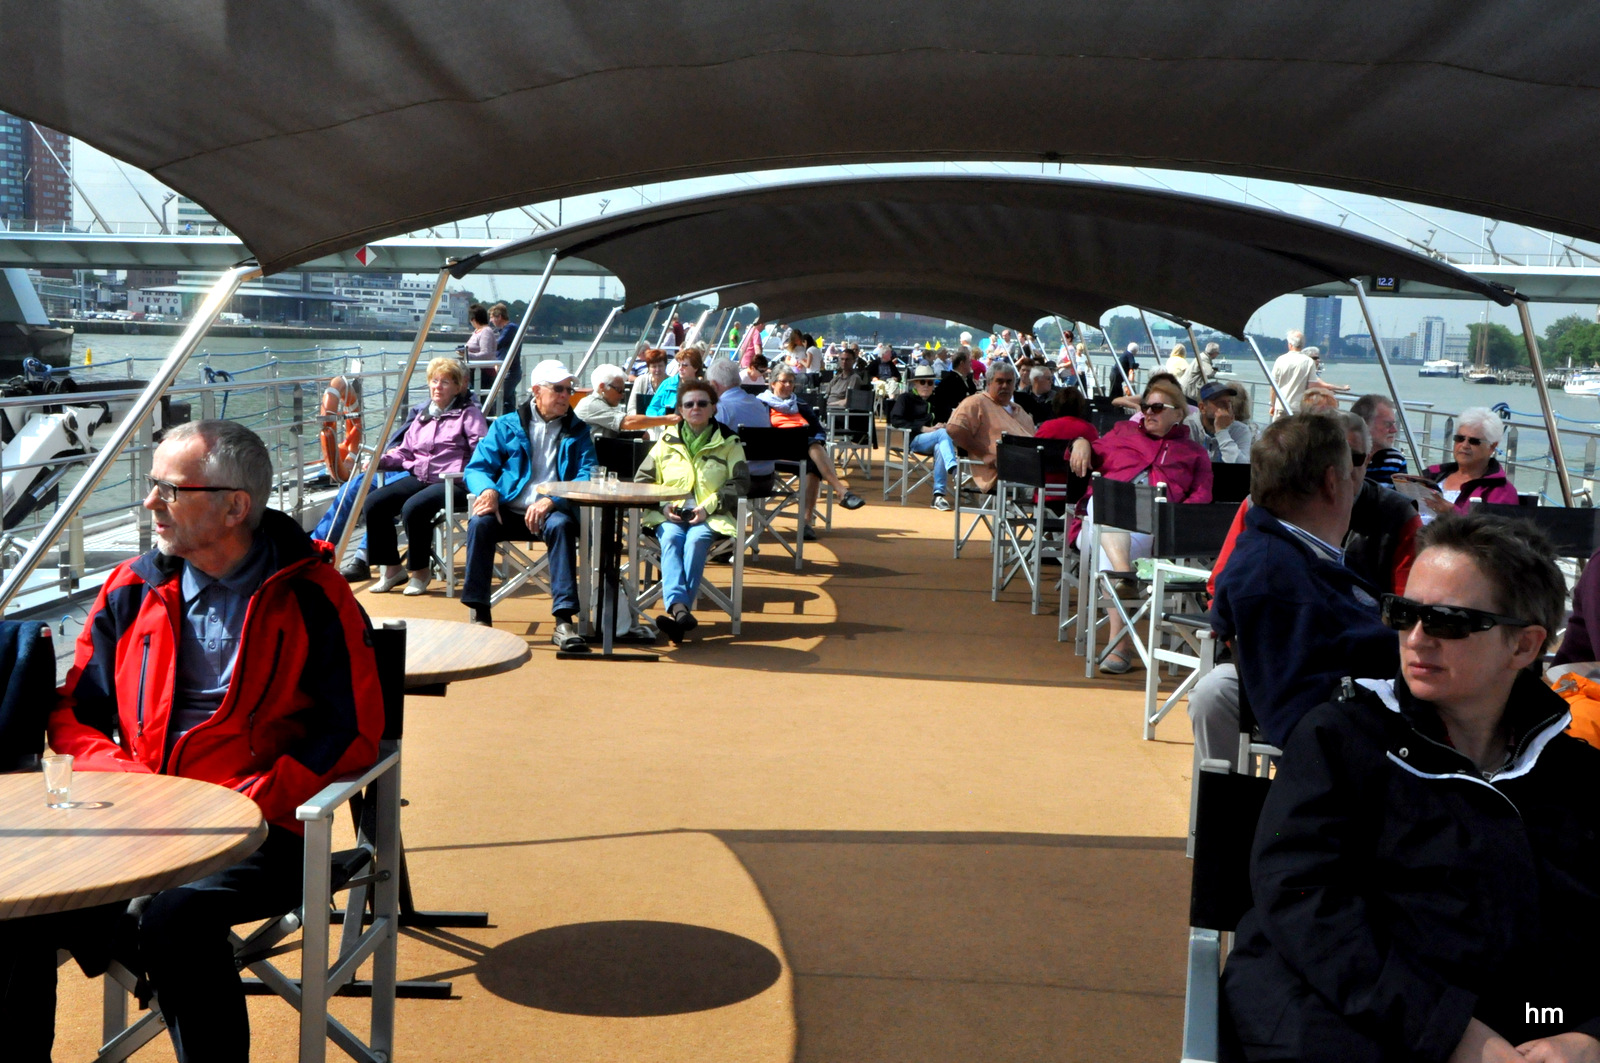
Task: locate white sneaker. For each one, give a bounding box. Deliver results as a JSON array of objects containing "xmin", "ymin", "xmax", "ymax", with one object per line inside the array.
[
  {"xmin": 368, "ymin": 567, "xmax": 407, "ymax": 594},
  {"xmin": 402, "ymin": 575, "xmax": 431, "ymax": 596}
]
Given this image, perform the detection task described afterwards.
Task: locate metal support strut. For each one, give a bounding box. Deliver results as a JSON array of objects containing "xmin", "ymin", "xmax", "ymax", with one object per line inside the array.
[
  {"xmin": 483, "ymin": 252, "xmax": 558, "ymax": 414},
  {"xmin": 1244, "ymin": 335, "xmax": 1292, "ymax": 423},
  {"xmin": 1516, "ymin": 296, "xmax": 1575, "ymax": 506},
  {"xmin": 1348, "ymin": 278, "xmax": 1424, "ymax": 474}
]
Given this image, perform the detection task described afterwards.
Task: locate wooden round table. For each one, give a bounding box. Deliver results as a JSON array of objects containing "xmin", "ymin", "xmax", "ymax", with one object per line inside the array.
[
  {"xmin": 0, "ymin": 772, "xmax": 267, "ymax": 920},
  {"xmin": 541, "ymin": 481, "xmax": 689, "ymax": 658},
  {"xmin": 389, "ymin": 617, "xmax": 531, "ymax": 693}
]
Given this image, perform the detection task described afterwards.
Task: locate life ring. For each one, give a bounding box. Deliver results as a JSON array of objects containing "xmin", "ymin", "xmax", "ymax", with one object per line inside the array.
[{"xmin": 319, "ymin": 375, "xmax": 362, "ymax": 483}]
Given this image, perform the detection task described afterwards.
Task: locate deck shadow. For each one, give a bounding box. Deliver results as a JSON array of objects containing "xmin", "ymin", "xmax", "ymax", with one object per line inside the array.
[
  {"xmin": 475, "ymin": 919, "xmax": 782, "ymax": 1016},
  {"xmin": 715, "ymin": 830, "xmax": 1189, "ymax": 1063}
]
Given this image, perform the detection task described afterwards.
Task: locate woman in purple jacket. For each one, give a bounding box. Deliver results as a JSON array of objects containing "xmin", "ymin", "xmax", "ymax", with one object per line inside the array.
[
  {"xmin": 1068, "ymin": 375, "xmax": 1213, "ymax": 673},
  {"xmin": 1414, "ymin": 406, "xmax": 1520, "ymax": 517},
  {"xmin": 364, "ymin": 357, "xmax": 490, "ymax": 595}
]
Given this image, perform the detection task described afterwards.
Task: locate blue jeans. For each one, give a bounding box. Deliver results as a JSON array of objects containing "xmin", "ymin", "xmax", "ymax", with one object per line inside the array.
[
  {"xmin": 462, "ymin": 506, "xmax": 578, "ymax": 617},
  {"xmin": 908, "ymin": 428, "xmax": 958, "ymax": 495},
  {"xmin": 657, "ymin": 521, "xmax": 716, "ymax": 611}
]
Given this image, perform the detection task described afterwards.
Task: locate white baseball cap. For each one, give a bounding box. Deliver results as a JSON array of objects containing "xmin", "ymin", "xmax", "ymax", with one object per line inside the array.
[{"xmin": 528, "ymin": 359, "xmax": 575, "ymax": 387}]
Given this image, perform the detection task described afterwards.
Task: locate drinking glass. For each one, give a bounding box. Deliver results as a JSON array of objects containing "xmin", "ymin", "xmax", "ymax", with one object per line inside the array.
[
  {"xmin": 43, "ymin": 754, "xmax": 78, "ymax": 809},
  {"xmin": 593, "ymin": 466, "xmax": 608, "ymax": 489},
  {"xmin": 606, "ymin": 472, "xmax": 620, "ymax": 489}
]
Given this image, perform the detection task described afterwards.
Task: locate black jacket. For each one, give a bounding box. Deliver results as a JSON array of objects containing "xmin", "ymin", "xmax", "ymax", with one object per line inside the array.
[
  {"xmin": 1222, "ymin": 672, "xmax": 1600, "ymax": 1062},
  {"xmin": 1343, "ymin": 479, "xmax": 1421, "ymax": 594},
  {"xmin": 888, "ymin": 391, "xmax": 934, "ymax": 431},
  {"xmin": 931, "ymin": 370, "xmax": 975, "ymax": 423}
]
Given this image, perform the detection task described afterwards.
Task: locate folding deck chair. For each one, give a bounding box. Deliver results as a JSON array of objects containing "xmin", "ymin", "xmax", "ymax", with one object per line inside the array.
[{"xmin": 992, "ymin": 436, "xmax": 1088, "ymax": 615}]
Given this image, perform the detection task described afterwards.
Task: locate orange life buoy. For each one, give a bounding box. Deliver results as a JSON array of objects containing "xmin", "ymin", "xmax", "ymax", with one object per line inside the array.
[{"xmin": 319, "ymin": 375, "xmax": 362, "ymax": 483}]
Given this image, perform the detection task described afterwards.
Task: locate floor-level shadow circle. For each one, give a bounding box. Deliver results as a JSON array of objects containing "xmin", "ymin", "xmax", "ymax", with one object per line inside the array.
[{"xmin": 477, "ymin": 919, "xmax": 783, "ymax": 1016}]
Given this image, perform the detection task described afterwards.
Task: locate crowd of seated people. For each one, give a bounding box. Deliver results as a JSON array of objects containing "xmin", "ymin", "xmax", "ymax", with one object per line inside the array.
[
  {"xmin": 646, "ymin": 344, "xmax": 707, "ymax": 418},
  {"xmin": 575, "ymin": 363, "xmax": 680, "ymax": 440},
  {"xmin": 945, "ymin": 361, "xmax": 1036, "ymax": 496}
]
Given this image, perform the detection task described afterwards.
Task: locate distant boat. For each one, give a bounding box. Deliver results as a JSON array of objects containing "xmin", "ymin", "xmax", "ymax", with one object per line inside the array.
[
  {"xmin": 1466, "ymin": 368, "xmax": 1500, "ymax": 385},
  {"xmin": 1565, "ymin": 369, "xmax": 1600, "ymax": 396},
  {"xmin": 1211, "ymin": 358, "xmax": 1233, "ymax": 373},
  {"xmin": 1419, "ymin": 359, "xmax": 1463, "ymax": 377}
]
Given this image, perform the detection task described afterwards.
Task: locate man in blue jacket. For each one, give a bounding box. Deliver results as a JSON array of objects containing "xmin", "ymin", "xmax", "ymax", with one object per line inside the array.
[
  {"xmin": 462, "ymin": 359, "xmax": 596, "ymax": 648},
  {"xmin": 1207, "ymin": 412, "xmax": 1399, "ymax": 752}
]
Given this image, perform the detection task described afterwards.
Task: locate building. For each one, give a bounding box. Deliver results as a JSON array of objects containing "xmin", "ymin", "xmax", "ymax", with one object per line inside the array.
[
  {"xmin": 173, "ymin": 196, "xmax": 220, "ymax": 235},
  {"xmin": 1418, "ymin": 316, "xmax": 1446, "ymax": 362},
  {"xmin": 1303, "ymin": 295, "xmax": 1342, "ymax": 355},
  {"xmin": 0, "ymin": 113, "xmax": 28, "ymax": 221},
  {"xmin": 333, "ymin": 277, "xmax": 469, "ymax": 327},
  {"xmin": 0, "ymin": 112, "xmax": 72, "ymax": 226},
  {"xmin": 1343, "ymin": 334, "xmax": 1420, "ymax": 362}
]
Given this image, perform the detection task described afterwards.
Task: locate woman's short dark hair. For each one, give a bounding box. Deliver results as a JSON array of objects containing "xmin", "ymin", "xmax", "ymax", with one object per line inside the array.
[
  {"xmin": 1051, "ymin": 386, "xmax": 1090, "ymax": 421},
  {"xmin": 1415, "ymin": 513, "xmax": 1567, "ymax": 661},
  {"xmin": 642, "ymin": 347, "xmax": 669, "ymax": 366},
  {"xmin": 469, "ymin": 303, "xmax": 490, "ymax": 327},
  {"xmin": 677, "ymin": 380, "xmax": 718, "ymax": 411},
  {"xmin": 751, "ymin": 354, "xmax": 769, "ymax": 371}
]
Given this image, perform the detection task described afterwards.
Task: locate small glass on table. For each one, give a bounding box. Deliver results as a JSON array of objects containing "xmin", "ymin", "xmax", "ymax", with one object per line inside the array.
[{"xmin": 43, "ymin": 753, "xmax": 81, "ymax": 809}]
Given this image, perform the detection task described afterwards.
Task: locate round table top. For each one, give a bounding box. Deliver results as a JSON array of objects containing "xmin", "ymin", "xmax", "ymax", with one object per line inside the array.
[
  {"xmin": 0, "ymin": 772, "xmax": 267, "ymax": 920},
  {"xmin": 540, "ymin": 480, "xmax": 688, "ymax": 507},
  {"xmin": 390, "ymin": 617, "xmax": 531, "ymax": 688}
]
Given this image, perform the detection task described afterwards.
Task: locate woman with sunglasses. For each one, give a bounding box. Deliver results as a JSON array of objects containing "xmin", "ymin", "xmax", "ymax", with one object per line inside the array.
[
  {"xmin": 633, "ymin": 380, "xmax": 750, "ymax": 644},
  {"xmin": 1222, "ymin": 513, "xmax": 1600, "ymax": 1063},
  {"xmin": 1068, "ymin": 375, "xmax": 1213, "ymax": 673},
  {"xmin": 1407, "ymin": 406, "xmax": 1520, "ymax": 516}
]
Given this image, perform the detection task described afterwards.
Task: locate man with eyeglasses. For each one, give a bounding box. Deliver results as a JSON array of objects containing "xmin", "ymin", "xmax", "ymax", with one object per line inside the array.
[
  {"xmin": 7, "ymin": 420, "xmax": 385, "ymax": 1061},
  {"xmin": 945, "ymin": 362, "xmax": 1035, "ymax": 494},
  {"xmin": 574, "ymin": 363, "xmax": 681, "ymax": 440},
  {"xmin": 1192, "ymin": 412, "xmax": 1400, "ymax": 761},
  {"xmin": 461, "ymin": 359, "xmax": 597, "ymax": 646}
]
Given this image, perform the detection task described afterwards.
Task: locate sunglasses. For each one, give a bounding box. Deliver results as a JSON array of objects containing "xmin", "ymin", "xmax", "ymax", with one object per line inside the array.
[
  {"xmin": 680, "ymin": 399, "xmax": 711, "ymax": 409},
  {"xmin": 543, "ymin": 384, "xmax": 574, "ymax": 395},
  {"xmin": 1139, "ymin": 402, "xmax": 1177, "ymax": 415},
  {"xmin": 1380, "ymin": 594, "xmax": 1531, "ymax": 640},
  {"xmin": 1351, "ymin": 449, "xmax": 1368, "ymax": 467},
  {"xmin": 144, "ymin": 477, "xmax": 242, "ymax": 504},
  {"xmin": 1454, "ymin": 434, "xmax": 1486, "ymax": 446}
]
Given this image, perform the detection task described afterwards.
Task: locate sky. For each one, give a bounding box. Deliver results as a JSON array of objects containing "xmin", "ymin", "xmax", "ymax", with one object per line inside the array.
[{"xmin": 63, "ymin": 138, "xmax": 1600, "ymax": 342}]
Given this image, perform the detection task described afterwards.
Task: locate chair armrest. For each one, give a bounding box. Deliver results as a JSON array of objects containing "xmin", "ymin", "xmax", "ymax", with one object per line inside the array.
[
  {"xmin": 296, "ymin": 750, "xmax": 401, "ymax": 822},
  {"xmin": 1151, "ymin": 560, "xmax": 1213, "ymax": 583},
  {"xmin": 1180, "ymin": 927, "xmax": 1222, "ymax": 1062}
]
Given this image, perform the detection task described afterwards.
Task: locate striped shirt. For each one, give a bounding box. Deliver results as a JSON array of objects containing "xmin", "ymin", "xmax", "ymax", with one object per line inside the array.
[{"xmin": 1366, "ymin": 446, "xmax": 1408, "ymax": 487}]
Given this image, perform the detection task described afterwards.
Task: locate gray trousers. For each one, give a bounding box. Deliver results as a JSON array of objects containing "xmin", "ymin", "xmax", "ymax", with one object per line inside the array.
[{"xmin": 1187, "ymin": 662, "xmax": 1240, "ymax": 764}]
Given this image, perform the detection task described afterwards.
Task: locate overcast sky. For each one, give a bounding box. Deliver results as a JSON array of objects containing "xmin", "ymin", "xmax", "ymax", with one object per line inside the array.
[{"xmin": 65, "ymin": 138, "xmax": 1600, "ymax": 341}]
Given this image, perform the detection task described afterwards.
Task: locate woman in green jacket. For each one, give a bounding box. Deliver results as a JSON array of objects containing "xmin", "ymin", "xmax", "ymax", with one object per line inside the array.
[{"xmin": 635, "ymin": 379, "xmax": 751, "ymax": 642}]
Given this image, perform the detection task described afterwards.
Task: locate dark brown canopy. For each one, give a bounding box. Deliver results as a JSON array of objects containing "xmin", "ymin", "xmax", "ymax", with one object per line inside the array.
[
  {"xmin": 3, "ymin": 2, "xmax": 1598, "ymax": 273},
  {"xmin": 457, "ymin": 176, "xmax": 1510, "ymax": 336}
]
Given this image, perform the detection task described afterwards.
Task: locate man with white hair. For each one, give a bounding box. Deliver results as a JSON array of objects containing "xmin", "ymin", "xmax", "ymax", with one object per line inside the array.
[
  {"xmin": 462, "ymin": 359, "xmax": 597, "ymax": 644},
  {"xmin": 1116, "ymin": 342, "xmax": 1140, "ymax": 394},
  {"xmin": 1271, "ymin": 330, "xmax": 1348, "ymax": 419},
  {"xmin": 573, "ymin": 363, "xmax": 680, "ymax": 440}
]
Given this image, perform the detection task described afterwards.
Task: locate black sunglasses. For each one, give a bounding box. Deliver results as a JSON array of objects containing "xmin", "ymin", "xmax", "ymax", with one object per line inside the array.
[
  {"xmin": 680, "ymin": 399, "xmax": 711, "ymax": 409},
  {"xmin": 1454, "ymin": 434, "xmax": 1486, "ymax": 446},
  {"xmin": 1351, "ymin": 449, "xmax": 1368, "ymax": 467},
  {"xmin": 1380, "ymin": 594, "xmax": 1532, "ymax": 640},
  {"xmin": 1139, "ymin": 402, "xmax": 1177, "ymax": 415}
]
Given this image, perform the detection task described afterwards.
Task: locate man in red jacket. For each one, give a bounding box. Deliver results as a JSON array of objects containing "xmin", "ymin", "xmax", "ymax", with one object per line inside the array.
[{"xmin": 0, "ymin": 420, "xmax": 384, "ymax": 1062}]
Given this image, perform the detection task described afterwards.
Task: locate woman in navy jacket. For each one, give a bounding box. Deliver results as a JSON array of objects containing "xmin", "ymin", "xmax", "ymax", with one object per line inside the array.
[{"xmin": 1221, "ymin": 514, "xmax": 1600, "ymax": 1063}]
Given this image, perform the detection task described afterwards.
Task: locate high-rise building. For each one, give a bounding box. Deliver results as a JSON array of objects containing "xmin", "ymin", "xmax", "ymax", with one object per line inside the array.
[
  {"xmin": 1419, "ymin": 316, "xmax": 1446, "ymax": 361},
  {"xmin": 0, "ymin": 113, "xmax": 26, "ymax": 220},
  {"xmin": 174, "ymin": 196, "xmax": 218, "ymax": 234},
  {"xmin": 24, "ymin": 124, "xmax": 71, "ymax": 225},
  {"xmin": 1303, "ymin": 295, "xmax": 1342, "ymax": 354}
]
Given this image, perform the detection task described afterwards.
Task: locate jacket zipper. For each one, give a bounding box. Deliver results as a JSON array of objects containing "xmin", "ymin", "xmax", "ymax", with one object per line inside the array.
[
  {"xmin": 136, "ymin": 635, "xmax": 151, "ymax": 738},
  {"xmin": 244, "ymin": 631, "xmax": 285, "ymax": 757}
]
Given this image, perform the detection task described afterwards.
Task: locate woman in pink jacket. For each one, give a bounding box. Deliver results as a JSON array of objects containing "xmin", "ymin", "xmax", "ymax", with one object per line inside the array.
[
  {"xmin": 1413, "ymin": 406, "xmax": 1521, "ymax": 516},
  {"xmin": 1068, "ymin": 375, "xmax": 1213, "ymax": 673},
  {"xmin": 364, "ymin": 357, "xmax": 490, "ymax": 595}
]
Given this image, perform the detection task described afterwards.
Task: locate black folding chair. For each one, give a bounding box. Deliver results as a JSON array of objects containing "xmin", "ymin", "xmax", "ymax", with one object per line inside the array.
[
  {"xmin": 737, "ymin": 426, "xmax": 813, "ymax": 570},
  {"xmin": 993, "ymin": 436, "xmax": 1088, "ymax": 615},
  {"xmin": 0, "ymin": 620, "xmax": 54, "ymax": 772},
  {"xmin": 1471, "ymin": 502, "xmax": 1600, "ymax": 559},
  {"xmin": 1209, "ymin": 462, "xmax": 1252, "ymax": 505},
  {"xmin": 1181, "ymin": 761, "xmax": 1272, "ymax": 1063}
]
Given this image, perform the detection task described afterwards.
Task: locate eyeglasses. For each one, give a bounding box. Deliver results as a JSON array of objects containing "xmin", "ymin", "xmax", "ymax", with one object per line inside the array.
[
  {"xmin": 1139, "ymin": 402, "xmax": 1177, "ymax": 415},
  {"xmin": 1351, "ymin": 449, "xmax": 1369, "ymax": 467},
  {"xmin": 680, "ymin": 400, "xmax": 711, "ymax": 409},
  {"xmin": 1380, "ymin": 594, "xmax": 1532, "ymax": 640},
  {"xmin": 144, "ymin": 477, "xmax": 243, "ymax": 504},
  {"xmin": 542, "ymin": 384, "xmax": 574, "ymax": 395},
  {"xmin": 1454, "ymin": 434, "xmax": 1486, "ymax": 446}
]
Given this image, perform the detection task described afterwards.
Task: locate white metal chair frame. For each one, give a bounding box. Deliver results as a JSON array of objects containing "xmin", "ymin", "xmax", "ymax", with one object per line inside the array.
[
  {"xmin": 880, "ymin": 424, "xmax": 935, "ymax": 504},
  {"xmin": 951, "ymin": 456, "xmax": 1000, "ymax": 559},
  {"xmin": 825, "ymin": 389, "xmax": 875, "ymax": 479},
  {"xmin": 436, "ymin": 470, "xmax": 592, "ymax": 613},
  {"xmin": 992, "ymin": 440, "xmax": 1081, "ymax": 615},
  {"xmin": 1143, "ymin": 561, "xmax": 1217, "ymax": 740},
  {"xmin": 625, "ymin": 500, "xmax": 751, "ymax": 634}
]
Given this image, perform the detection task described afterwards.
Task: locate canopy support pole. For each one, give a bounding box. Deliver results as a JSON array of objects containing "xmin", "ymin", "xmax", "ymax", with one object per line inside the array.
[
  {"xmin": 1348, "ymin": 278, "xmax": 1424, "ymax": 474},
  {"xmin": 1098, "ymin": 314, "xmax": 1137, "ymax": 396},
  {"xmin": 637, "ymin": 305, "xmax": 662, "ymax": 350},
  {"xmin": 1182, "ymin": 326, "xmax": 1211, "ymax": 386},
  {"xmin": 713, "ymin": 316, "xmax": 739, "ymax": 358},
  {"xmin": 573, "ymin": 305, "xmax": 623, "ymax": 381},
  {"xmin": 0, "ymin": 264, "xmax": 261, "ymax": 614},
  {"xmin": 1515, "ymin": 296, "xmax": 1575, "ymax": 506},
  {"xmin": 335, "ymin": 267, "xmax": 452, "ymax": 565},
  {"xmin": 485, "ymin": 252, "xmax": 558, "ymax": 414},
  {"xmin": 1138, "ymin": 310, "xmax": 1162, "ymax": 368},
  {"xmin": 1244, "ymin": 335, "xmax": 1291, "ymax": 421},
  {"xmin": 682, "ymin": 308, "xmax": 713, "ymax": 348},
  {"xmin": 1054, "ymin": 316, "xmax": 1094, "ymax": 396},
  {"xmin": 656, "ymin": 303, "xmax": 680, "ymax": 347}
]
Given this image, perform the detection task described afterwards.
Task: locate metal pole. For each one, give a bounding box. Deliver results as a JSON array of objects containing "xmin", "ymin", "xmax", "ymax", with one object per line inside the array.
[
  {"xmin": 712, "ymin": 314, "xmax": 739, "ymax": 357},
  {"xmin": 1183, "ymin": 325, "xmax": 1210, "ymax": 385},
  {"xmin": 1516, "ymin": 296, "xmax": 1575, "ymax": 506},
  {"xmin": 703, "ymin": 308, "xmax": 729, "ymax": 354},
  {"xmin": 572, "ymin": 305, "xmax": 623, "ymax": 381},
  {"xmin": 636, "ymin": 305, "xmax": 660, "ymax": 349},
  {"xmin": 1052, "ymin": 316, "xmax": 1092, "ymax": 396},
  {"xmin": 1245, "ymin": 335, "xmax": 1293, "ymax": 421},
  {"xmin": 334, "ymin": 267, "xmax": 451, "ymax": 564},
  {"xmin": 1138, "ymin": 309, "xmax": 1162, "ymax": 368},
  {"xmin": 656, "ymin": 302, "xmax": 680, "ymax": 347},
  {"xmin": 1348, "ymin": 278, "xmax": 1424, "ymax": 473},
  {"xmin": 1098, "ymin": 314, "xmax": 1136, "ymax": 395},
  {"xmin": 484, "ymin": 252, "xmax": 558, "ymax": 413},
  {"xmin": 0, "ymin": 264, "xmax": 261, "ymax": 614},
  {"xmin": 682, "ymin": 308, "xmax": 713, "ymax": 348}
]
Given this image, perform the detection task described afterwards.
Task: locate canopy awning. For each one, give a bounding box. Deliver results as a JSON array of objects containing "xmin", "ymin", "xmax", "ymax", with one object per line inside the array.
[
  {"xmin": 457, "ymin": 176, "xmax": 1511, "ymax": 336},
  {"xmin": 4, "ymin": 2, "xmax": 1599, "ymax": 273}
]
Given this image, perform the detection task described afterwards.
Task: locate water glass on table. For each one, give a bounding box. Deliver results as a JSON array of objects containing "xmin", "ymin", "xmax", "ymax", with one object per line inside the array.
[
  {"xmin": 594, "ymin": 466, "xmax": 609, "ymax": 491},
  {"xmin": 43, "ymin": 753, "xmax": 78, "ymax": 809}
]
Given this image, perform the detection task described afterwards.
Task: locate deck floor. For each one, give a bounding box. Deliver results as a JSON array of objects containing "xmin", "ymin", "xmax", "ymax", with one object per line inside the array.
[{"xmin": 53, "ymin": 476, "xmax": 1199, "ymax": 1062}]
